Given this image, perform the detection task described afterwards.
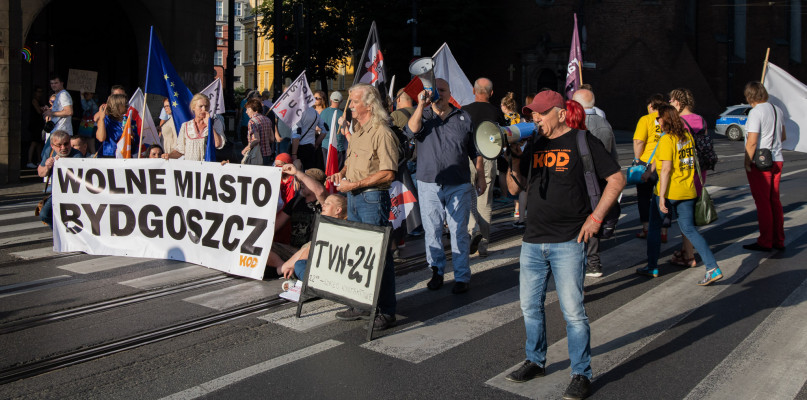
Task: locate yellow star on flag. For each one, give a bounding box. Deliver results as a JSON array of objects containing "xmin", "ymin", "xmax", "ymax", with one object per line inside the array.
[
  {"xmin": 170, "ymin": 81, "xmax": 175, "ymax": 87},
  {"xmin": 164, "ymin": 74, "xmax": 169, "ymax": 80},
  {"xmin": 172, "ymin": 101, "xmax": 178, "ymax": 107},
  {"xmin": 173, "ymin": 91, "xmax": 179, "ymax": 98}
]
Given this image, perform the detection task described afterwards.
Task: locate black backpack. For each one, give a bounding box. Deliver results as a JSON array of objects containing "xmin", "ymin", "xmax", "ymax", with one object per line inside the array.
[
  {"xmin": 576, "ymin": 130, "xmax": 621, "ymax": 239},
  {"xmin": 682, "ymin": 117, "xmax": 718, "ymax": 171}
]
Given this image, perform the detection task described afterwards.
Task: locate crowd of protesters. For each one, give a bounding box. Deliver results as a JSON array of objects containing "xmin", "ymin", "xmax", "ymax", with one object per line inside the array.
[{"xmin": 30, "ymin": 67, "xmax": 789, "ymax": 400}]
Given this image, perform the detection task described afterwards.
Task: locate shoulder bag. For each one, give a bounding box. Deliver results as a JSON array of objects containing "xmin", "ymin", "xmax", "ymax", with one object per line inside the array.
[
  {"xmin": 753, "ymin": 104, "xmax": 777, "ymax": 171},
  {"xmin": 692, "ymin": 135, "xmax": 718, "ymax": 226},
  {"xmin": 626, "ymin": 133, "xmax": 664, "ymax": 185}
]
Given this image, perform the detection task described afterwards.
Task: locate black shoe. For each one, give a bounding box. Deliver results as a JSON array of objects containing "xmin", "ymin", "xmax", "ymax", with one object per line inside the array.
[
  {"xmin": 562, "ymin": 374, "xmax": 592, "ymax": 400},
  {"xmin": 452, "ymin": 281, "xmax": 469, "ymax": 294},
  {"xmin": 371, "ymin": 313, "xmax": 397, "ymax": 330},
  {"xmin": 427, "ymin": 267, "xmax": 444, "ymax": 290},
  {"xmin": 774, "ymin": 245, "xmax": 786, "ymax": 251},
  {"xmin": 743, "ymin": 242, "xmax": 772, "ymax": 252},
  {"xmin": 585, "ymin": 265, "xmax": 603, "ymax": 278},
  {"xmin": 505, "ymin": 360, "xmax": 545, "ymax": 383},
  {"xmin": 335, "ymin": 307, "xmax": 371, "ymax": 321},
  {"xmin": 470, "ymin": 232, "xmax": 483, "ymax": 254}
]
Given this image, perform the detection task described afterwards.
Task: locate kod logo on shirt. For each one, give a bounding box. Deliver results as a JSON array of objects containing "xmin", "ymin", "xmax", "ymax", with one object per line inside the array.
[{"xmin": 533, "ymin": 150, "xmax": 571, "ymax": 170}]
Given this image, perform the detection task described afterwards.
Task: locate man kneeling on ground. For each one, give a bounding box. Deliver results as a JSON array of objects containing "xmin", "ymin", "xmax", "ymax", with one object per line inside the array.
[{"xmin": 277, "ymin": 194, "xmax": 348, "ymax": 279}]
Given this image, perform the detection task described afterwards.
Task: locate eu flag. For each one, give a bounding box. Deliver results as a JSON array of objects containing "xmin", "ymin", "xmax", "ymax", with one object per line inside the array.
[
  {"xmin": 204, "ymin": 118, "xmax": 217, "ymax": 162},
  {"xmin": 144, "ymin": 26, "xmax": 194, "ymax": 137}
]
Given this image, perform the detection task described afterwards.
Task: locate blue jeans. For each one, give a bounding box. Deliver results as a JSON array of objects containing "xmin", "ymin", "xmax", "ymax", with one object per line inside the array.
[
  {"xmin": 417, "ymin": 181, "xmax": 473, "ymax": 283},
  {"xmin": 40, "ymin": 195, "xmax": 53, "ymax": 228},
  {"xmin": 294, "ymin": 259, "xmax": 307, "ymax": 280},
  {"xmin": 277, "ymin": 138, "xmax": 291, "ymax": 155},
  {"xmin": 647, "ymin": 195, "xmax": 718, "ymax": 271},
  {"xmin": 347, "ymin": 190, "xmax": 396, "ymax": 316},
  {"xmin": 520, "ymin": 240, "xmax": 592, "ymax": 379}
]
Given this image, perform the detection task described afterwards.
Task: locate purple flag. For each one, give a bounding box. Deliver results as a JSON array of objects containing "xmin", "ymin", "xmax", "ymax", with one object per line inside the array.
[{"xmin": 565, "ymin": 14, "xmax": 583, "ymax": 100}]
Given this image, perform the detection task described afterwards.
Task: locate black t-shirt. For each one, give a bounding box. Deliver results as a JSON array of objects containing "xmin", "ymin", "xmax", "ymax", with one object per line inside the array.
[
  {"xmin": 282, "ymin": 195, "xmax": 322, "ymax": 248},
  {"xmin": 461, "ymin": 101, "xmax": 506, "ymax": 131},
  {"xmin": 519, "ymin": 129, "xmax": 621, "ymax": 244}
]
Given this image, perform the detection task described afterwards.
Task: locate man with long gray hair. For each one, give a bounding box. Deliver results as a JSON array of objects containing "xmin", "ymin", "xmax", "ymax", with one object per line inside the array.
[{"xmin": 328, "ymin": 83, "xmax": 400, "ymax": 330}]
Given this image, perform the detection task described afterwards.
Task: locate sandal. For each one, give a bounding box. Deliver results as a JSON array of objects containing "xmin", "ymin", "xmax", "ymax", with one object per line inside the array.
[{"xmin": 636, "ymin": 229, "xmax": 648, "ymax": 239}]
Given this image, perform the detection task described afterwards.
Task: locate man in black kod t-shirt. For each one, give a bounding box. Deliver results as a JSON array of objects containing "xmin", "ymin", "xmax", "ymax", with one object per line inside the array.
[{"xmin": 503, "ymin": 90, "xmax": 625, "ymax": 400}]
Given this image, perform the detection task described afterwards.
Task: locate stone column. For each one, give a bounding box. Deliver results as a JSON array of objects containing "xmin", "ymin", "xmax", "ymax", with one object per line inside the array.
[{"xmin": 0, "ymin": 0, "xmax": 22, "ymax": 184}]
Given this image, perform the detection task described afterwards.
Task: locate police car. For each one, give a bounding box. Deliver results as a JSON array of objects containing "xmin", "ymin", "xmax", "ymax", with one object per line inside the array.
[{"xmin": 715, "ymin": 104, "xmax": 751, "ymax": 141}]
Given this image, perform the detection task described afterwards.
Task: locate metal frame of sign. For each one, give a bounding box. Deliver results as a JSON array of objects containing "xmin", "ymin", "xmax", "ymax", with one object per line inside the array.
[{"xmin": 295, "ymin": 214, "xmax": 391, "ymax": 341}]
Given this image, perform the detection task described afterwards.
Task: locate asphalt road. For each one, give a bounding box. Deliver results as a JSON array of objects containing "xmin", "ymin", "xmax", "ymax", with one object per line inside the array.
[{"xmin": 2, "ymin": 133, "xmax": 807, "ymax": 400}]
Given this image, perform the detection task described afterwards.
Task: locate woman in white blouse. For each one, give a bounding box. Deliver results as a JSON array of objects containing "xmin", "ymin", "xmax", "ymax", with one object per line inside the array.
[{"xmin": 162, "ymin": 93, "xmax": 225, "ymax": 161}]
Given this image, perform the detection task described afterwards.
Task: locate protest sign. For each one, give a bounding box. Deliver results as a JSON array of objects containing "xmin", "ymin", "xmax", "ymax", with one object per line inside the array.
[
  {"xmin": 67, "ymin": 69, "xmax": 98, "ymax": 93},
  {"xmin": 52, "ymin": 158, "xmax": 281, "ymax": 280},
  {"xmin": 271, "ymin": 71, "xmax": 315, "ymax": 129},
  {"xmin": 296, "ymin": 215, "xmax": 391, "ymax": 340}
]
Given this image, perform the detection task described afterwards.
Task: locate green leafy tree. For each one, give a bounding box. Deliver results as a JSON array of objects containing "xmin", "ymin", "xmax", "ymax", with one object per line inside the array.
[{"xmin": 255, "ymin": 0, "xmax": 354, "ymax": 91}]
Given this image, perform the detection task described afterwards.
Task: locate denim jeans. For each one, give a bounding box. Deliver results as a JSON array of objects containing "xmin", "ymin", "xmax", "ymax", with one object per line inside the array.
[
  {"xmin": 40, "ymin": 195, "xmax": 53, "ymax": 228},
  {"xmin": 417, "ymin": 181, "xmax": 473, "ymax": 283},
  {"xmin": 346, "ymin": 190, "xmax": 396, "ymax": 316},
  {"xmin": 520, "ymin": 240, "xmax": 592, "ymax": 379},
  {"xmin": 647, "ymin": 195, "xmax": 718, "ymax": 271}
]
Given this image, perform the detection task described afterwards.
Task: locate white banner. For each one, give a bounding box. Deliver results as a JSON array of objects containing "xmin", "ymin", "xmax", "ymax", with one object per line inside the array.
[
  {"xmin": 271, "ymin": 71, "xmax": 315, "ymax": 129},
  {"xmin": 52, "ymin": 158, "xmax": 281, "ymax": 280},
  {"xmin": 764, "ymin": 62, "xmax": 807, "ymax": 154}
]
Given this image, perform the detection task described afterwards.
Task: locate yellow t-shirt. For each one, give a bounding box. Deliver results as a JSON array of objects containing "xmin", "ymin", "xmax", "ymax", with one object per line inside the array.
[
  {"xmin": 633, "ymin": 112, "xmax": 662, "ymax": 162},
  {"xmin": 655, "ymin": 132, "xmax": 696, "ymax": 200}
]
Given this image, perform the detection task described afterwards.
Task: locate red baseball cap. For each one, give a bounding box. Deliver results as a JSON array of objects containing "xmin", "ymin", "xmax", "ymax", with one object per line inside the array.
[
  {"xmin": 522, "ymin": 90, "xmax": 565, "ymax": 115},
  {"xmin": 274, "ymin": 153, "xmax": 292, "ymax": 165}
]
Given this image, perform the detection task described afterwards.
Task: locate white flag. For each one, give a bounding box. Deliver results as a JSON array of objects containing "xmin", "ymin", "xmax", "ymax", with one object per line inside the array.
[
  {"xmin": 271, "ymin": 71, "xmax": 315, "ymax": 129},
  {"xmin": 764, "ymin": 62, "xmax": 807, "ymax": 154},
  {"xmin": 201, "ymin": 78, "xmax": 226, "ymax": 115},
  {"xmin": 128, "ymin": 88, "xmax": 160, "ymax": 146},
  {"xmin": 432, "ymin": 43, "xmax": 474, "ymax": 106}
]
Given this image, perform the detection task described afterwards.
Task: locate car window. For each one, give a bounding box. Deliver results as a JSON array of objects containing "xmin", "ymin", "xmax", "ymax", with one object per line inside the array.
[{"xmin": 728, "ymin": 108, "xmax": 749, "ymax": 116}]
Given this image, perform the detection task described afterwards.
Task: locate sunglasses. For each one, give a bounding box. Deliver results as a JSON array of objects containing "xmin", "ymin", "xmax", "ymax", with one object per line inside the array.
[{"xmin": 314, "ymin": 97, "xmax": 322, "ymax": 100}]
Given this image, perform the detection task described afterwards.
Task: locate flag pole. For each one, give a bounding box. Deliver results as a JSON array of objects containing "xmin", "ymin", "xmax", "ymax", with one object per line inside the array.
[
  {"xmin": 761, "ymin": 47, "xmax": 771, "ymax": 84},
  {"xmin": 578, "ymin": 62, "xmax": 583, "ymax": 86},
  {"xmin": 138, "ymin": 93, "xmax": 148, "ymax": 158}
]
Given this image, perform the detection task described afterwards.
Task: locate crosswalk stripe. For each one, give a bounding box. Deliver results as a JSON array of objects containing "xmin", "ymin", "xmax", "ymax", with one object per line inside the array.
[
  {"xmin": 0, "ymin": 200, "xmax": 39, "ymax": 211},
  {"xmin": 183, "ymin": 281, "xmax": 278, "ymax": 311},
  {"xmin": 10, "ymin": 247, "xmax": 78, "ymax": 260},
  {"xmin": 119, "ymin": 264, "xmax": 222, "ymax": 290},
  {"xmin": 361, "ymin": 287, "xmax": 525, "ymax": 363},
  {"xmin": 159, "ymin": 340, "xmax": 343, "ymax": 400},
  {"xmin": 0, "ymin": 221, "xmax": 47, "ymax": 234},
  {"xmin": 58, "ymin": 256, "xmax": 153, "ymax": 274},
  {"xmin": 0, "ymin": 231, "xmax": 52, "ymax": 247},
  {"xmin": 683, "ymin": 277, "xmax": 807, "ymax": 400},
  {"xmin": 0, "ymin": 211, "xmax": 36, "ymax": 221},
  {"xmin": 485, "ymin": 204, "xmax": 807, "ymax": 399}
]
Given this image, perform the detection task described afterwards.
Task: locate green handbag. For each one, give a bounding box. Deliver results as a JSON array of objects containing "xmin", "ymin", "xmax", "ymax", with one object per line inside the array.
[{"xmin": 692, "ymin": 139, "xmax": 718, "ymax": 226}]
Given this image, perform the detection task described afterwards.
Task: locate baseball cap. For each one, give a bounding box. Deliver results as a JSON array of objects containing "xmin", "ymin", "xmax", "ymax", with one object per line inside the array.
[
  {"xmin": 522, "ymin": 90, "xmax": 565, "ymax": 115},
  {"xmin": 330, "ymin": 91, "xmax": 343, "ymax": 102}
]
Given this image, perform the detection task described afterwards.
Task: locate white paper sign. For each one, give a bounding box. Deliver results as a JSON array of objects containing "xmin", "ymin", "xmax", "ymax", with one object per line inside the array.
[
  {"xmin": 67, "ymin": 69, "xmax": 98, "ymax": 93},
  {"xmin": 51, "ymin": 158, "xmax": 281, "ymax": 280},
  {"xmin": 304, "ymin": 217, "xmax": 390, "ymax": 306}
]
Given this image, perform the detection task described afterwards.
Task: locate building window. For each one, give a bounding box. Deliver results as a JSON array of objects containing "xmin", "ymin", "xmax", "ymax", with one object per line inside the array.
[
  {"xmin": 234, "ymin": 51, "xmax": 241, "ymax": 66},
  {"xmin": 235, "ymin": 2, "xmax": 243, "ymax": 17},
  {"xmin": 234, "ymin": 75, "xmax": 241, "ymax": 82},
  {"xmin": 214, "ymin": 50, "xmax": 223, "ymax": 66},
  {"xmin": 234, "ymin": 26, "xmax": 242, "ymax": 41},
  {"xmin": 264, "ymin": 72, "xmax": 269, "ymax": 90},
  {"xmin": 216, "ymin": 1, "xmax": 223, "ymax": 20},
  {"xmin": 215, "ymin": 25, "xmax": 223, "ymax": 38}
]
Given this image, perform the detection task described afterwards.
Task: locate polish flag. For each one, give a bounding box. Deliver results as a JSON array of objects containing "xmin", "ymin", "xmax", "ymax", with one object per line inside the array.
[{"xmin": 324, "ymin": 111, "xmax": 340, "ymax": 193}]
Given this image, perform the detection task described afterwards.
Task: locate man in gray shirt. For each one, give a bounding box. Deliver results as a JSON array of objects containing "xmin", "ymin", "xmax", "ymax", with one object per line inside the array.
[{"xmin": 573, "ymin": 88, "xmax": 619, "ymax": 278}]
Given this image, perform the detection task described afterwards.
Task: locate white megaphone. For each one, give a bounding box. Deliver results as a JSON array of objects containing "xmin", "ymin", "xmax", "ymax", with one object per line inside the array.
[
  {"xmin": 474, "ymin": 121, "xmax": 537, "ymax": 160},
  {"xmin": 408, "ymin": 57, "xmax": 439, "ymax": 102}
]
